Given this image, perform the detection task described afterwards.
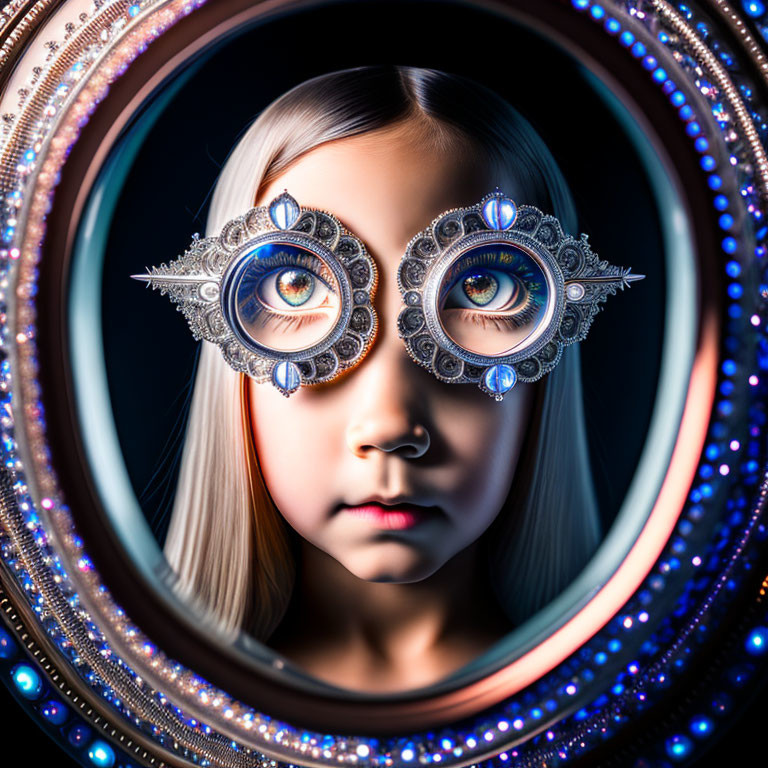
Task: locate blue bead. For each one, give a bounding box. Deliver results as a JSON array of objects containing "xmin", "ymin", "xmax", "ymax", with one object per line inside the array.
[
  {"xmin": 679, "ymin": 104, "xmax": 694, "ymax": 121},
  {"xmin": 708, "ymin": 174, "xmax": 723, "ymax": 190},
  {"xmin": 743, "ymin": 0, "xmax": 765, "ymax": 17},
  {"xmin": 695, "ymin": 136, "xmax": 709, "ymax": 152},
  {"xmin": 268, "ymin": 192, "xmax": 300, "ymax": 230},
  {"xmin": 128, "ymin": 3, "xmax": 140, "ymax": 16},
  {"xmin": 619, "ymin": 30, "xmax": 634, "ymax": 46},
  {"xmin": 700, "ymin": 155, "xmax": 716, "ymax": 171},
  {"xmin": 88, "ymin": 741, "xmax": 116, "ymax": 767},
  {"xmin": 686, "ymin": 121, "xmax": 701, "ymax": 136},
  {"xmin": 631, "ymin": 41, "xmax": 646, "ymax": 58},
  {"xmin": 652, "ymin": 67, "xmax": 667, "ymax": 82},
  {"xmin": 41, "ymin": 699, "xmax": 68, "ymax": 725},
  {"xmin": 714, "ymin": 194, "xmax": 729, "ymax": 210},
  {"xmin": 0, "ymin": 626, "xmax": 16, "ymax": 658},
  {"xmin": 484, "ymin": 365, "xmax": 516, "ymax": 394},
  {"xmin": 719, "ymin": 213, "xmax": 734, "ymax": 229},
  {"xmin": 665, "ymin": 734, "xmax": 693, "ymax": 760},
  {"xmin": 273, "ymin": 361, "xmax": 301, "ymax": 393},
  {"xmin": 722, "ymin": 237, "xmax": 737, "ymax": 254},
  {"xmin": 12, "ymin": 664, "xmax": 42, "ymax": 699},
  {"xmin": 725, "ymin": 261, "xmax": 740, "ymax": 277},
  {"xmin": 482, "ymin": 196, "xmax": 516, "ymax": 230},
  {"xmin": 690, "ymin": 716, "xmax": 714, "ymax": 738},
  {"xmin": 68, "ymin": 725, "xmax": 91, "ymax": 748},
  {"xmin": 590, "ymin": 5, "xmax": 605, "ymax": 19},
  {"xmin": 670, "ymin": 90, "xmax": 686, "ymax": 106},
  {"xmin": 746, "ymin": 627, "xmax": 768, "ymax": 655},
  {"xmin": 605, "ymin": 18, "xmax": 621, "ymax": 34},
  {"xmin": 641, "ymin": 55, "xmax": 658, "ymax": 71},
  {"xmin": 572, "ymin": 0, "xmax": 590, "ymax": 8}
]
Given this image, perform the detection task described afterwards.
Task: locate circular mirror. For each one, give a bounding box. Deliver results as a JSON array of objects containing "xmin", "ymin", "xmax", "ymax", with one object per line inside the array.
[
  {"xmin": 227, "ymin": 241, "xmax": 345, "ymax": 354},
  {"xmin": 436, "ymin": 242, "xmax": 552, "ymax": 358},
  {"xmin": 0, "ymin": 0, "xmax": 766, "ymax": 766}
]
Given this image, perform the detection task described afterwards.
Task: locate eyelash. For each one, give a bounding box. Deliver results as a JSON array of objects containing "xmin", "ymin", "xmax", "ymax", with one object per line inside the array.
[
  {"xmin": 448, "ymin": 300, "xmax": 536, "ymax": 330},
  {"xmin": 253, "ymin": 305, "xmax": 329, "ymax": 330}
]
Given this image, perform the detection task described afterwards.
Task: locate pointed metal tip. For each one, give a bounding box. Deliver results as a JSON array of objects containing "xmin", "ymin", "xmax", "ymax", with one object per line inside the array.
[
  {"xmin": 624, "ymin": 272, "xmax": 646, "ymax": 283},
  {"xmin": 131, "ymin": 273, "xmax": 152, "ymax": 282}
]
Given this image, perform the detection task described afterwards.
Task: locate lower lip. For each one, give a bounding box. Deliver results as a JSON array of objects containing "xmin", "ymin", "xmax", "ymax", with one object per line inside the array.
[{"xmin": 342, "ymin": 504, "xmax": 434, "ymax": 531}]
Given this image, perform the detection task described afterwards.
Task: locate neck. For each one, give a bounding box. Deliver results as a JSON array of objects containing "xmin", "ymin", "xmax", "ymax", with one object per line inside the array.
[{"xmin": 268, "ymin": 539, "xmax": 512, "ymax": 691}]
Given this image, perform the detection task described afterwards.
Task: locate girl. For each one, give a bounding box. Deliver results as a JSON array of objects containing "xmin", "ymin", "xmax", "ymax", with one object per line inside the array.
[{"xmin": 163, "ymin": 66, "xmax": 600, "ymax": 692}]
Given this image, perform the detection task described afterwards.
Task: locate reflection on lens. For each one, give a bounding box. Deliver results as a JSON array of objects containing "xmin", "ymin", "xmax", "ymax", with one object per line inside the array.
[
  {"xmin": 232, "ymin": 242, "xmax": 341, "ymax": 352},
  {"xmin": 438, "ymin": 243, "xmax": 549, "ymax": 356}
]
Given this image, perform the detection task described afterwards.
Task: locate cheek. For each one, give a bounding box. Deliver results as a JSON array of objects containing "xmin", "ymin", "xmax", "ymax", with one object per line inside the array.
[
  {"xmin": 432, "ymin": 384, "xmax": 533, "ymax": 522},
  {"xmin": 248, "ymin": 383, "xmax": 341, "ymax": 534}
]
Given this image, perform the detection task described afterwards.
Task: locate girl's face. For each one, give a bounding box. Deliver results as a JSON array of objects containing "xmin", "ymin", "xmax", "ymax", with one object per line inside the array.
[{"xmin": 250, "ymin": 120, "xmax": 535, "ymax": 583}]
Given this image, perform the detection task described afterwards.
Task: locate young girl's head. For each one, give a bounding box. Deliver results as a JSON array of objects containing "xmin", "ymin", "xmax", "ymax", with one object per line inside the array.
[{"xmin": 165, "ymin": 66, "xmax": 599, "ymax": 644}]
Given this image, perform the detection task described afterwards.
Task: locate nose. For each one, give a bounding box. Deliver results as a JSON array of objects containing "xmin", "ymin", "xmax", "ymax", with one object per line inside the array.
[{"xmin": 344, "ymin": 324, "xmax": 431, "ymax": 460}]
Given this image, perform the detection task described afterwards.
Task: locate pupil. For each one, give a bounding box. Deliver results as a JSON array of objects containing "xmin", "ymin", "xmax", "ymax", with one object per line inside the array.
[
  {"xmin": 463, "ymin": 271, "xmax": 498, "ymax": 306},
  {"xmin": 277, "ymin": 268, "xmax": 314, "ymax": 306}
]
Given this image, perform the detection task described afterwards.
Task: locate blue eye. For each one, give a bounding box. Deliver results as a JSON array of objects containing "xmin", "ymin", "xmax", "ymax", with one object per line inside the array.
[
  {"xmin": 449, "ymin": 268, "xmax": 528, "ymax": 312},
  {"xmin": 228, "ymin": 242, "xmax": 342, "ymax": 353},
  {"xmin": 437, "ymin": 243, "xmax": 550, "ymax": 357},
  {"xmin": 235, "ymin": 244, "xmax": 336, "ymax": 320},
  {"xmin": 259, "ymin": 267, "xmax": 322, "ymax": 309}
]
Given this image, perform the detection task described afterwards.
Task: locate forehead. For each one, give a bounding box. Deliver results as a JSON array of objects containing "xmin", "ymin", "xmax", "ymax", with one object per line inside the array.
[{"xmin": 255, "ymin": 124, "xmax": 499, "ymax": 260}]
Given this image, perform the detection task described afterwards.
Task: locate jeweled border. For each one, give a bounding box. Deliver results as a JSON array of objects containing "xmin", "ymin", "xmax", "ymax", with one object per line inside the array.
[{"xmin": 0, "ymin": 0, "xmax": 765, "ymax": 767}]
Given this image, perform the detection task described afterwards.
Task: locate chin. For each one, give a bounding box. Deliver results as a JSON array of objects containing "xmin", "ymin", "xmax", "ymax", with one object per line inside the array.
[{"xmin": 341, "ymin": 544, "xmax": 446, "ymax": 584}]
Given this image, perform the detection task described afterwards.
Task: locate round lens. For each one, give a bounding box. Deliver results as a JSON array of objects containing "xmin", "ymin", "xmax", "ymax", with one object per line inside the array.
[
  {"xmin": 437, "ymin": 243, "xmax": 550, "ymax": 356},
  {"xmin": 231, "ymin": 242, "xmax": 341, "ymax": 353}
]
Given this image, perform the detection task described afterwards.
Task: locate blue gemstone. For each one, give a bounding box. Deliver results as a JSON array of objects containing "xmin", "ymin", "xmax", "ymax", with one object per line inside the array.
[
  {"xmin": 88, "ymin": 741, "xmax": 116, "ymax": 767},
  {"xmin": 68, "ymin": 724, "xmax": 91, "ymax": 748},
  {"xmin": 619, "ymin": 30, "xmax": 634, "ymax": 47},
  {"xmin": 273, "ymin": 361, "xmax": 301, "ymax": 392},
  {"xmin": 746, "ymin": 627, "xmax": 768, "ymax": 654},
  {"xmin": 12, "ymin": 664, "xmax": 42, "ymax": 699},
  {"xmin": 0, "ymin": 626, "xmax": 16, "ymax": 658},
  {"xmin": 690, "ymin": 716, "xmax": 713, "ymax": 737},
  {"xmin": 482, "ymin": 196, "xmax": 517, "ymax": 230},
  {"xmin": 269, "ymin": 192, "xmax": 300, "ymax": 230},
  {"xmin": 484, "ymin": 364, "xmax": 516, "ymax": 394},
  {"xmin": 665, "ymin": 734, "xmax": 693, "ymax": 760},
  {"xmin": 41, "ymin": 699, "xmax": 68, "ymax": 725},
  {"xmin": 743, "ymin": 0, "xmax": 765, "ymax": 17}
]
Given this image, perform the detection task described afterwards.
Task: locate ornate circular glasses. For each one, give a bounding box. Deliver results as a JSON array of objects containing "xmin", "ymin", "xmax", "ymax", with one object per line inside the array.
[{"xmin": 135, "ymin": 189, "xmax": 643, "ymax": 398}]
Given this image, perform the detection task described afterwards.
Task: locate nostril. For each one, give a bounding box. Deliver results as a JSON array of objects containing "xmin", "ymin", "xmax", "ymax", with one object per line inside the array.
[{"xmin": 347, "ymin": 420, "xmax": 431, "ymax": 459}]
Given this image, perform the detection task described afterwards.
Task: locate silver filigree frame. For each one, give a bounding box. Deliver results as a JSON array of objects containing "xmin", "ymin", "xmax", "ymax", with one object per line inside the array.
[
  {"xmin": 396, "ymin": 193, "xmax": 643, "ymax": 398},
  {"xmin": 135, "ymin": 194, "xmax": 379, "ymax": 396}
]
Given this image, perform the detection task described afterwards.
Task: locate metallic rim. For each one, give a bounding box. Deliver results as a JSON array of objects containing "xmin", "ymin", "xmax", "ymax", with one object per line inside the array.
[{"xmin": 1, "ymin": 0, "xmax": 765, "ymax": 766}]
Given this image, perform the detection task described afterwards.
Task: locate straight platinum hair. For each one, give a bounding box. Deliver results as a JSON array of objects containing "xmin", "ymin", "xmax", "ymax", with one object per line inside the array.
[{"xmin": 165, "ymin": 65, "xmax": 600, "ymax": 638}]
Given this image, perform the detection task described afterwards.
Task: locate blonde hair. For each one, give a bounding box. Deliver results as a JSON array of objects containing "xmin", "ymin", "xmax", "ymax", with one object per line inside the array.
[{"xmin": 165, "ymin": 66, "xmax": 600, "ymax": 639}]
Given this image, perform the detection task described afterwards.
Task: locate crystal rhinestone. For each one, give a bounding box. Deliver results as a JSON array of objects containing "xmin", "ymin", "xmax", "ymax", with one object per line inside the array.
[
  {"xmin": 272, "ymin": 361, "xmax": 301, "ymax": 393},
  {"xmin": 482, "ymin": 196, "xmax": 517, "ymax": 230},
  {"xmin": 566, "ymin": 282, "xmax": 585, "ymax": 301},
  {"xmin": 269, "ymin": 192, "xmax": 300, "ymax": 230},
  {"xmin": 484, "ymin": 364, "xmax": 516, "ymax": 394}
]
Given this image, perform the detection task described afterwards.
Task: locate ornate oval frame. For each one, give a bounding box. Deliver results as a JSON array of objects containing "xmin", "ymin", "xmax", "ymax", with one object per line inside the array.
[{"xmin": 0, "ymin": 1, "xmax": 767, "ymax": 767}]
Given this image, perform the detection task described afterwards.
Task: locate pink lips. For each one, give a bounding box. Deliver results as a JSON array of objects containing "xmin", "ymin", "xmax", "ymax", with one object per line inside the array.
[{"xmin": 342, "ymin": 503, "xmax": 433, "ymax": 531}]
